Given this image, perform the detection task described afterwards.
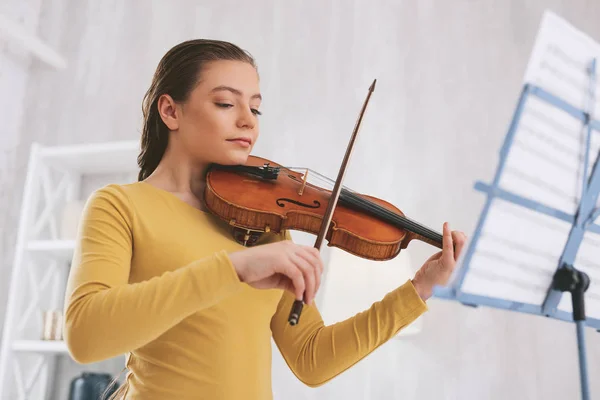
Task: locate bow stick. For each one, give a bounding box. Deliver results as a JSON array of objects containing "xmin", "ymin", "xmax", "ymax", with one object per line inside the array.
[{"xmin": 288, "ymin": 78, "xmax": 377, "ymax": 326}]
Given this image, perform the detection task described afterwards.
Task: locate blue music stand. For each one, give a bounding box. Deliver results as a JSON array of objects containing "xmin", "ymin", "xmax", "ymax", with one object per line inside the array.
[{"xmin": 434, "ymin": 52, "xmax": 598, "ymax": 400}]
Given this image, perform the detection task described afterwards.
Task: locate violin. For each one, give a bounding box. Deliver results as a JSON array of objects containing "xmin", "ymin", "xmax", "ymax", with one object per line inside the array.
[
  {"xmin": 204, "ymin": 79, "xmax": 443, "ymax": 326},
  {"xmin": 205, "ymin": 157, "xmax": 443, "ymax": 255}
]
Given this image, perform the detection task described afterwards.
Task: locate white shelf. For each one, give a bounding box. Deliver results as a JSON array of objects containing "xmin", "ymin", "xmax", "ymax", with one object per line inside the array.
[
  {"xmin": 39, "ymin": 140, "xmax": 140, "ymax": 174},
  {"xmin": 27, "ymin": 240, "xmax": 74, "ymax": 262},
  {"xmin": 12, "ymin": 340, "xmax": 68, "ymax": 354},
  {"xmin": 1, "ymin": 141, "xmax": 136, "ymax": 395}
]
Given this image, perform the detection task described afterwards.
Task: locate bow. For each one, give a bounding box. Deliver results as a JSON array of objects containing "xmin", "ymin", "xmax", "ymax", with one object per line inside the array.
[{"xmin": 288, "ymin": 79, "xmax": 377, "ymax": 325}]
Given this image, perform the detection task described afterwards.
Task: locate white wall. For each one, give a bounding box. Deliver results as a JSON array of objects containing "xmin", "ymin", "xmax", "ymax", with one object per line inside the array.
[{"xmin": 1, "ymin": 1, "xmax": 600, "ymax": 399}]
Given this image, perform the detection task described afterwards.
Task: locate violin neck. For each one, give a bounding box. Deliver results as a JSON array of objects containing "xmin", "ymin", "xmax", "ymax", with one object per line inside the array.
[{"xmin": 338, "ymin": 189, "xmax": 443, "ymax": 249}]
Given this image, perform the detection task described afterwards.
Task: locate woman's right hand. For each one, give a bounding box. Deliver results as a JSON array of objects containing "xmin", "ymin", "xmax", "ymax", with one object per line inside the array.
[{"xmin": 228, "ymin": 240, "xmax": 324, "ymax": 305}]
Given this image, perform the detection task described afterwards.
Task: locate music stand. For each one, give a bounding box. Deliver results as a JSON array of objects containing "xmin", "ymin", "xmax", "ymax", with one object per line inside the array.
[{"xmin": 433, "ymin": 10, "xmax": 599, "ymax": 400}]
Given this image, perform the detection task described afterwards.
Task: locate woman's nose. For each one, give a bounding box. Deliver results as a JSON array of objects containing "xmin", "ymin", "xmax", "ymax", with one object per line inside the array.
[{"xmin": 236, "ymin": 108, "xmax": 256, "ymax": 129}]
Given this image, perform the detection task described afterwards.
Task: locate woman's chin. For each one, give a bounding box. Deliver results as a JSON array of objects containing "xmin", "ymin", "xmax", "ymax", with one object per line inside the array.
[{"xmin": 214, "ymin": 150, "xmax": 251, "ymax": 166}]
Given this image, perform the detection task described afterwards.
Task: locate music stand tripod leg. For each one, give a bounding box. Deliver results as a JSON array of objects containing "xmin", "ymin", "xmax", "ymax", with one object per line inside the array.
[{"xmin": 551, "ymin": 264, "xmax": 591, "ymax": 400}]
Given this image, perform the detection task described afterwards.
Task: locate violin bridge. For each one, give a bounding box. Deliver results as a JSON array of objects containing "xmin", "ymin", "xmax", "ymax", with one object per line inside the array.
[{"xmin": 297, "ymin": 168, "xmax": 309, "ymax": 196}]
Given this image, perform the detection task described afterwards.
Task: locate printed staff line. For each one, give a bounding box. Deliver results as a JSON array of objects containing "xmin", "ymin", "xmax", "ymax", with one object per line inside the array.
[
  {"xmin": 480, "ymin": 231, "xmax": 559, "ymax": 263},
  {"xmin": 511, "ymin": 135, "xmax": 598, "ymax": 192},
  {"xmin": 574, "ymin": 257, "xmax": 600, "ymax": 272},
  {"xmin": 546, "ymin": 44, "xmax": 589, "ymax": 70},
  {"xmin": 491, "ymin": 197, "xmax": 575, "ymax": 233},
  {"xmin": 471, "ymin": 256, "xmax": 600, "ymax": 302},
  {"xmin": 539, "ymin": 57, "xmax": 599, "ymax": 100},
  {"xmin": 503, "ymin": 166, "xmax": 579, "ymax": 205},
  {"xmin": 581, "ymin": 234, "xmax": 600, "ymax": 247},
  {"xmin": 522, "ymin": 108, "xmax": 600, "ymax": 148},
  {"xmin": 481, "ymin": 226, "xmax": 600, "ymax": 280},
  {"xmin": 545, "ymin": 44, "xmax": 600, "ymax": 95},
  {"xmin": 587, "ymin": 292, "xmax": 600, "ymax": 302},
  {"xmin": 467, "ymin": 268, "xmax": 549, "ymax": 292},
  {"xmin": 570, "ymin": 261, "xmax": 600, "ymax": 282},
  {"xmin": 474, "ymin": 248, "xmax": 556, "ymax": 278},
  {"xmin": 519, "ymin": 124, "xmax": 585, "ymax": 161},
  {"xmin": 538, "ymin": 64, "xmax": 590, "ymax": 98},
  {"xmin": 525, "ymin": 105, "xmax": 598, "ymax": 143},
  {"xmin": 577, "ymin": 271, "xmax": 600, "ymax": 290},
  {"xmin": 513, "ymin": 137, "xmax": 581, "ymax": 173}
]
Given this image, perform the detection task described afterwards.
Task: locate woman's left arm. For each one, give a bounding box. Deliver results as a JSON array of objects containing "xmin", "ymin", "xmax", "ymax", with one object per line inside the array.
[
  {"xmin": 270, "ymin": 278, "xmax": 427, "ymax": 387},
  {"xmin": 270, "ymin": 222, "xmax": 466, "ymax": 387}
]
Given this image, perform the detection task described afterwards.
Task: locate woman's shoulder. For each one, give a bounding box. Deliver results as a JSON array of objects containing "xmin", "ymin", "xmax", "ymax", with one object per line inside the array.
[
  {"xmin": 84, "ymin": 182, "xmax": 146, "ymax": 214},
  {"xmin": 88, "ymin": 181, "xmax": 136, "ymax": 200}
]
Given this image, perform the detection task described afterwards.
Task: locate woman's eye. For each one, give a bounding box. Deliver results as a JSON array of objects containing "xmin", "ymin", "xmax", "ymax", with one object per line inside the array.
[{"xmin": 216, "ymin": 102, "xmax": 261, "ymax": 116}]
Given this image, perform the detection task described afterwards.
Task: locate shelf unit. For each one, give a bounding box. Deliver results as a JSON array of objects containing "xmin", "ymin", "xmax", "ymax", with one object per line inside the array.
[{"xmin": 0, "ymin": 140, "xmax": 139, "ymax": 399}]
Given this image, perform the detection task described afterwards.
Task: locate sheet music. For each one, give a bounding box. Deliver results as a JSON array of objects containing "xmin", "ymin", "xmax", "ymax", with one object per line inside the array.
[
  {"xmin": 456, "ymin": 10, "xmax": 600, "ymax": 322},
  {"xmin": 523, "ymin": 11, "xmax": 600, "ymax": 117},
  {"xmin": 498, "ymin": 94, "xmax": 594, "ymax": 215},
  {"xmin": 461, "ymin": 198, "xmax": 572, "ymax": 305}
]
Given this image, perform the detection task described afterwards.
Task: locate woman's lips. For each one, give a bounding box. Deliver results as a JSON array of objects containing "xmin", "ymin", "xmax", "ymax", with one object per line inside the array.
[{"xmin": 227, "ymin": 137, "xmax": 252, "ymax": 148}]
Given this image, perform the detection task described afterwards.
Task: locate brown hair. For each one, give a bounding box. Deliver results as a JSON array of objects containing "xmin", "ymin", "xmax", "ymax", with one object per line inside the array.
[{"xmin": 136, "ymin": 39, "xmax": 256, "ymax": 181}]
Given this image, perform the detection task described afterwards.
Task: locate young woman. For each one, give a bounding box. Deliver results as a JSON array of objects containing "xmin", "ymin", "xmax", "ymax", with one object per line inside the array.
[{"xmin": 63, "ymin": 39, "xmax": 466, "ymax": 399}]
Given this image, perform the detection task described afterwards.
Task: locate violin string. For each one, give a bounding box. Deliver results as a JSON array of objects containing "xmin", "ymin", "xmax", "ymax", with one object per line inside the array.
[
  {"xmin": 346, "ymin": 193, "xmax": 443, "ymax": 243},
  {"xmin": 346, "ymin": 194, "xmax": 437, "ymax": 239},
  {"xmin": 304, "ymin": 168, "xmax": 442, "ymax": 241},
  {"xmin": 340, "ymin": 191, "xmax": 443, "ymax": 243},
  {"xmin": 285, "ymin": 167, "xmax": 355, "ymax": 192},
  {"xmin": 283, "ymin": 166, "xmax": 442, "ymax": 243}
]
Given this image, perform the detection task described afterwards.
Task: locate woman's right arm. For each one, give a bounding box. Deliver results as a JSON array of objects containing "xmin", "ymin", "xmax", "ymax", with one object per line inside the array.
[
  {"xmin": 64, "ymin": 184, "xmax": 324, "ymax": 364},
  {"xmin": 63, "ymin": 185, "xmax": 244, "ymax": 364}
]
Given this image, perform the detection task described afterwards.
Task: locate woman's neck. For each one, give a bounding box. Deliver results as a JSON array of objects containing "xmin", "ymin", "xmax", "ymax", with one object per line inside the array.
[{"xmin": 143, "ymin": 143, "xmax": 210, "ymax": 211}]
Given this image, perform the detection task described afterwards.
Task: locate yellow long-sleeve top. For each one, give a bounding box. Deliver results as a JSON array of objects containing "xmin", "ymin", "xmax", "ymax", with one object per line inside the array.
[{"xmin": 63, "ymin": 181, "xmax": 428, "ymax": 399}]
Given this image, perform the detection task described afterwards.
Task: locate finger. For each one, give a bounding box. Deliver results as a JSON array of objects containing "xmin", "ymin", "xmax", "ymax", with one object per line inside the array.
[
  {"xmin": 276, "ymin": 275, "xmax": 295, "ymax": 294},
  {"xmin": 451, "ymin": 231, "xmax": 467, "ymax": 261},
  {"xmin": 311, "ymin": 247, "xmax": 324, "ymax": 295},
  {"xmin": 442, "ymin": 222, "xmax": 454, "ymax": 266},
  {"xmin": 315, "ymin": 249, "xmax": 324, "ymax": 294},
  {"xmin": 296, "ymin": 247, "xmax": 323, "ymax": 303},
  {"xmin": 279, "ymin": 262, "xmax": 305, "ymax": 301},
  {"xmin": 291, "ymin": 252, "xmax": 316, "ymax": 305},
  {"xmin": 301, "ymin": 246, "xmax": 323, "ymax": 280},
  {"xmin": 311, "ymin": 248, "xmax": 325, "ymax": 286}
]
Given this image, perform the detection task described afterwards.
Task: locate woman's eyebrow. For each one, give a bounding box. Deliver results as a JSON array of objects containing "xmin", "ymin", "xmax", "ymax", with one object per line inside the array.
[{"xmin": 210, "ymin": 85, "xmax": 262, "ymax": 100}]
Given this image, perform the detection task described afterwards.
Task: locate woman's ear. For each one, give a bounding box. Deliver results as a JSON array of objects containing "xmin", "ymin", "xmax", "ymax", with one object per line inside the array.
[{"xmin": 157, "ymin": 94, "xmax": 179, "ymax": 131}]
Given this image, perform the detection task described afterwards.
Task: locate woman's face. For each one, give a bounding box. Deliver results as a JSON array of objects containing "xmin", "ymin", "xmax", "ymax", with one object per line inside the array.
[{"xmin": 159, "ymin": 60, "xmax": 261, "ymax": 166}]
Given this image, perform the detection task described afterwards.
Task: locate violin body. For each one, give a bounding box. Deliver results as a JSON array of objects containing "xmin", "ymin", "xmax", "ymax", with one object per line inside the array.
[{"xmin": 205, "ymin": 155, "xmax": 442, "ymax": 260}]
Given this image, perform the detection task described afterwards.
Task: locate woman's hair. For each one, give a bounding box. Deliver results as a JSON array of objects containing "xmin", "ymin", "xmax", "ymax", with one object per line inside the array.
[{"xmin": 136, "ymin": 39, "xmax": 256, "ymax": 181}]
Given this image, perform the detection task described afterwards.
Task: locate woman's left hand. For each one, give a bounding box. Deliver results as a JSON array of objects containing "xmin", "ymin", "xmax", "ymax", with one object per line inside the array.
[{"xmin": 411, "ymin": 222, "xmax": 467, "ymax": 301}]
